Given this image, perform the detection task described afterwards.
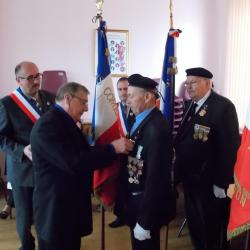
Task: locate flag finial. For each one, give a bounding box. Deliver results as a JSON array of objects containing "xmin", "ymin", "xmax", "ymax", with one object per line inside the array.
[{"xmin": 92, "ymin": 0, "xmax": 104, "ymax": 23}]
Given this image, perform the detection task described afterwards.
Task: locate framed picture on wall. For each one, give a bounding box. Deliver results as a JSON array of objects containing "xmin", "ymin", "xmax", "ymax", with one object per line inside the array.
[{"xmin": 106, "ymin": 29, "xmax": 129, "ymax": 77}]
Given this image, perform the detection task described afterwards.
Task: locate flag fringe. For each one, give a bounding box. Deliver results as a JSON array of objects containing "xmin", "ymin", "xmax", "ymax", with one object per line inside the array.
[{"xmin": 227, "ymin": 222, "xmax": 250, "ymax": 240}]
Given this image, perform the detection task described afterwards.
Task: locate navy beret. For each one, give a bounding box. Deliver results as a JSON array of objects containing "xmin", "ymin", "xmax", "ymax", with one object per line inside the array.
[
  {"xmin": 185, "ymin": 67, "xmax": 213, "ymax": 79},
  {"xmin": 128, "ymin": 74, "xmax": 158, "ymax": 89}
]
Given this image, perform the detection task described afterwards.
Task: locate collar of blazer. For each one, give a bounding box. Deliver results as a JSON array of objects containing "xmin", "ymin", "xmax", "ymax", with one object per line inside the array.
[{"xmin": 129, "ymin": 107, "xmax": 158, "ymax": 141}]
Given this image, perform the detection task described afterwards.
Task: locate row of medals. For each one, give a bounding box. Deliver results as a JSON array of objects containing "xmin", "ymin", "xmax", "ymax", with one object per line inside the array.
[
  {"xmin": 193, "ymin": 124, "xmax": 210, "ymax": 142},
  {"xmin": 127, "ymin": 145, "xmax": 144, "ymax": 184}
]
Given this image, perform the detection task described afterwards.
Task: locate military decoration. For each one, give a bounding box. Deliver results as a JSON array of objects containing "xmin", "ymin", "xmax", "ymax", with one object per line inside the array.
[
  {"xmin": 198, "ymin": 105, "xmax": 208, "ymax": 117},
  {"xmin": 193, "ymin": 124, "xmax": 210, "ymax": 142},
  {"xmin": 127, "ymin": 145, "xmax": 144, "ymax": 184}
]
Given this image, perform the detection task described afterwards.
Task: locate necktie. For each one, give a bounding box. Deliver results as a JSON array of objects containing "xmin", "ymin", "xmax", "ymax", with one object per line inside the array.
[
  {"xmin": 190, "ymin": 102, "xmax": 198, "ymax": 117},
  {"xmin": 180, "ymin": 102, "xmax": 197, "ymax": 128},
  {"xmin": 30, "ymin": 98, "xmax": 41, "ymax": 111},
  {"xmin": 124, "ymin": 104, "xmax": 128, "ymax": 116}
]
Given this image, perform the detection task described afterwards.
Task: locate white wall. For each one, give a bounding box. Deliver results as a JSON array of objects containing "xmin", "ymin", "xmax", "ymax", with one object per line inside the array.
[{"xmin": 0, "ymin": 0, "xmax": 229, "ymax": 121}]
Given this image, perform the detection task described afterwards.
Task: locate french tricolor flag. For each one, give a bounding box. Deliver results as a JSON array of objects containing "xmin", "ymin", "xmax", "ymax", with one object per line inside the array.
[{"xmin": 92, "ymin": 20, "xmax": 120, "ymax": 207}]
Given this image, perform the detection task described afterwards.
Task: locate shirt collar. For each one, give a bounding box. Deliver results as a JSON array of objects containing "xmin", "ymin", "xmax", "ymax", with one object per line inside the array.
[{"xmin": 195, "ymin": 90, "xmax": 211, "ymax": 109}]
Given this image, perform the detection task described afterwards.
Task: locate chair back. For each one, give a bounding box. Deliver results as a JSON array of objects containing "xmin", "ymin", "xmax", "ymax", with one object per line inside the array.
[{"xmin": 41, "ymin": 70, "xmax": 67, "ymax": 94}]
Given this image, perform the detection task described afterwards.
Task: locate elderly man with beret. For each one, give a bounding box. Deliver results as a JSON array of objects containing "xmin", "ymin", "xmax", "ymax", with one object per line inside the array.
[
  {"xmin": 117, "ymin": 74, "xmax": 176, "ymax": 250},
  {"xmin": 174, "ymin": 67, "xmax": 240, "ymax": 250}
]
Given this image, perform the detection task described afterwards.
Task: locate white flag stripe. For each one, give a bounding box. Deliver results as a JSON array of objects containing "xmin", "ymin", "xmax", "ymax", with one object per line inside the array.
[{"xmin": 95, "ymin": 74, "xmax": 117, "ymax": 139}]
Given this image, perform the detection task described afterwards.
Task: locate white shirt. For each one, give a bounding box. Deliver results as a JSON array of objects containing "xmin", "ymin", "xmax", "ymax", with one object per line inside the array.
[{"xmin": 194, "ymin": 90, "xmax": 211, "ymax": 113}]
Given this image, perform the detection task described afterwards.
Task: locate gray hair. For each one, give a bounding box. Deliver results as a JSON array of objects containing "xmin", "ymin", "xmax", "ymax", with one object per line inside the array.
[
  {"xmin": 55, "ymin": 82, "xmax": 89, "ymax": 101},
  {"xmin": 15, "ymin": 61, "xmax": 37, "ymax": 77}
]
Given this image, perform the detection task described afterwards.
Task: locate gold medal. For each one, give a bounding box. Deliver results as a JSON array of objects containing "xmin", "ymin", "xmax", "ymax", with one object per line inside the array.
[
  {"xmin": 128, "ymin": 177, "xmax": 134, "ymax": 183},
  {"xmin": 199, "ymin": 109, "xmax": 206, "ymax": 117},
  {"xmin": 203, "ymin": 135, "xmax": 208, "ymax": 142},
  {"xmin": 198, "ymin": 131, "xmax": 203, "ymax": 139}
]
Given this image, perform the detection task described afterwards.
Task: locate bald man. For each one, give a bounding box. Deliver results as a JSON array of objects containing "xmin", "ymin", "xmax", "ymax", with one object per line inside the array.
[{"xmin": 0, "ymin": 61, "xmax": 54, "ymax": 250}]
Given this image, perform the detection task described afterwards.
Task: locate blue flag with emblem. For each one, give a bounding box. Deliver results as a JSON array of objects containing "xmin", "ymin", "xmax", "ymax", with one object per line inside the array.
[{"xmin": 159, "ymin": 28, "xmax": 181, "ymax": 131}]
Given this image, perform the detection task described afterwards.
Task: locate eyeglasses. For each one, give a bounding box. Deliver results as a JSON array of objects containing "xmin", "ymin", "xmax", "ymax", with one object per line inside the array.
[
  {"xmin": 18, "ymin": 73, "xmax": 42, "ymax": 82},
  {"xmin": 72, "ymin": 95, "xmax": 88, "ymax": 105},
  {"xmin": 184, "ymin": 80, "xmax": 200, "ymax": 87}
]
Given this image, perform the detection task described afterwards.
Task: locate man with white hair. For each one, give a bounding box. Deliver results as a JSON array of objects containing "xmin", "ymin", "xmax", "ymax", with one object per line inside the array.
[{"xmin": 174, "ymin": 67, "xmax": 240, "ymax": 250}]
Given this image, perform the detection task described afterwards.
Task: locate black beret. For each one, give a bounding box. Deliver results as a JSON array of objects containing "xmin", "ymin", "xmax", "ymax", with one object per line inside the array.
[
  {"xmin": 185, "ymin": 67, "xmax": 213, "ymax": 79},
  {"xmin": 128, "ymin": 74, "xmax": 158, "ymax": 89}
]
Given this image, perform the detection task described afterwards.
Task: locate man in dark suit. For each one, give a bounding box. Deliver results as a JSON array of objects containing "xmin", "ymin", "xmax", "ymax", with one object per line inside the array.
[
  {"xmin": 174, "ymin": 67, "xmax": 240, "ymax": 250},
  {"xmin": 117, "ymin": 74, "xmax": 175, "ymax": 250},
  {"xmin": 0, "ymin": 61, "xmax": 55, "ymax": 250},
  {"xmin": 30, "ymin": 82, "xmax": 134, "ymax": 250},
  {"xmin": 109, "ymin": 77, "xmax": 135, "ymax": 228}
]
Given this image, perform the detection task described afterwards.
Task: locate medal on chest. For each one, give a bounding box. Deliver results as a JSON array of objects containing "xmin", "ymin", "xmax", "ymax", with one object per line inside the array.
[{"xmin": 127, "ymin": 145, "xmax": 144, "ymax": 184}]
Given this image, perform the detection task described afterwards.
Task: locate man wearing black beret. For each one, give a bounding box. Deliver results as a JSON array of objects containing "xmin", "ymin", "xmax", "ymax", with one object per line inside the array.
[
  {"xmin": 174, "ymin": 67, "xmax": 240, "ymax": 249},
  {"xmin": 116, "ymin": 74, "xmax": 176, "ymax": 250}
]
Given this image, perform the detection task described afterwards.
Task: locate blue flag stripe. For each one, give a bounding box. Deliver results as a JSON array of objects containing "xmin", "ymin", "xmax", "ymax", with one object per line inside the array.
[
  {"xmin": 161, "ymin": 29, "xmax": 176, "ymax": 130},
  {"xmin": 91, "ymin": 20, "xmax": 111, "ymax": 144}
]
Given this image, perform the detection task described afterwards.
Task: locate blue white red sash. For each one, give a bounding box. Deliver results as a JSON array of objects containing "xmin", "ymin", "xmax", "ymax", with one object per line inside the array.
[
  {"xmin": 117, "ymin": 102, "xmax": 128, "ymax": 137},
  {"xmin": 9, "ymin": 89, "xmax": 40, "ymax": 123}
]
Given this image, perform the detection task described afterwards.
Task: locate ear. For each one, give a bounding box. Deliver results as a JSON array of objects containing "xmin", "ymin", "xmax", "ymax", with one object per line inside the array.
[
  {"xmin": 144, "ymin": 91, "xmax": 152, "ymax": 103},
  {"xmin": 64, "ymin": 93, "xmax": 72, "ymax": 105}
]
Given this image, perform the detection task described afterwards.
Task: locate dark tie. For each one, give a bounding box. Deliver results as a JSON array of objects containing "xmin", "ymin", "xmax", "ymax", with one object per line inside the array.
[
  {"xmin": 180, "ymin": 102, "xmax": 197, "ymax": 128},
  {"xmin": 124, "ymin": 104, "xmax": 128, "ymax": 116},
  {"xmin": 30, "ymin": 98, "xmax": 41, "ymax": 111},
  {"xmin": 190, "ymin": 102, "xmax": 198, "ymax": 117}
]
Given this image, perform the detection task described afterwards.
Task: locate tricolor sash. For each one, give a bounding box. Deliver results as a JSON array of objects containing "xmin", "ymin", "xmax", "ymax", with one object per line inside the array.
[
  {"xmin": 117, "ymin": 102, "xmax": 128, "ymax": 137},
  {"xmin": 9, "ymin": 89, "xmax": 41, "ymax": 123}
]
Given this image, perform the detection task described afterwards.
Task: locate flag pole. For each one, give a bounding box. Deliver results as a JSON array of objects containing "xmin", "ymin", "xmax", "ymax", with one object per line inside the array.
[
  {"xmin": 169, "ymin": 0, "xmax": 174, "ymax": 29},
  {"xmin": 169, "ymin": 0, "xmax": 176, "ymax": 133},
  {"xmin": 166, "ymin": 2, "xmax": 173, "ymax": 248},
  {"xmin": 93, "ymin": 4, "xmax": 106, "ymax": 250}
]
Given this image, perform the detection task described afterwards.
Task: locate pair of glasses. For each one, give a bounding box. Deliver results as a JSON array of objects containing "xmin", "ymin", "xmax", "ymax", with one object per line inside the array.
[
  {"xmin": 184, "ymin": 80, "xmax": 200, "ymax": 87},
  {"xmin": 18, "ymin": 73, "xmax": 42, "ymax": 82},
  {"xmin": 72, "ymin": 95, "xmax": 88, "ymax": 105}
]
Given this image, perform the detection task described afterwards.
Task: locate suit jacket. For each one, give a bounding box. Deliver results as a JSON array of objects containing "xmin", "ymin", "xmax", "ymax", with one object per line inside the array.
[
  {"xmin": 119, "ymin": 108, "xmax": 176, "ymax": 230},
  {"xmin": 0, "ymin": 89, "xmax": 54, "ymax": 186},
  {"xmin": 174, "ymin": 91, "xmax": 240, "ymax": 189},
  {"xmin": 30, "ymin": 106, "xmax": 117, "ymax": 242}
]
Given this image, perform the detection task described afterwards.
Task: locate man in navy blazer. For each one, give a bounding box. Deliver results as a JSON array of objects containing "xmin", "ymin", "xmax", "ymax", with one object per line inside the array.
[
  {"xmin": 30, "ymin": 82, "xmax": 134, "ymax": 250},
  {"xmin": 0, "ymin": 61, "xmax": 55, "ymax": 250}
]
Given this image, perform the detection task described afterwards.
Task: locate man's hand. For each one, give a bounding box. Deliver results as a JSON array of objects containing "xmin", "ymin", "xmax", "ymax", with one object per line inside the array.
[
  {"xmin": 24, "ymin": 144, "xmax": 32, "ymax": 161},
  {"xmin": 133, "ymin": 223, "xmax": 151, "ymax": 241},
  {"xmin": 111, "ymin": 138, "xmax": 134, "ymax": 154},
  {"xmin": 227, "ymin": 184, "xmax": 235, "ymax": 199},
  {"xmin": 213, "ymin": 184, "xmax": 226, "ymax": 198}
]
